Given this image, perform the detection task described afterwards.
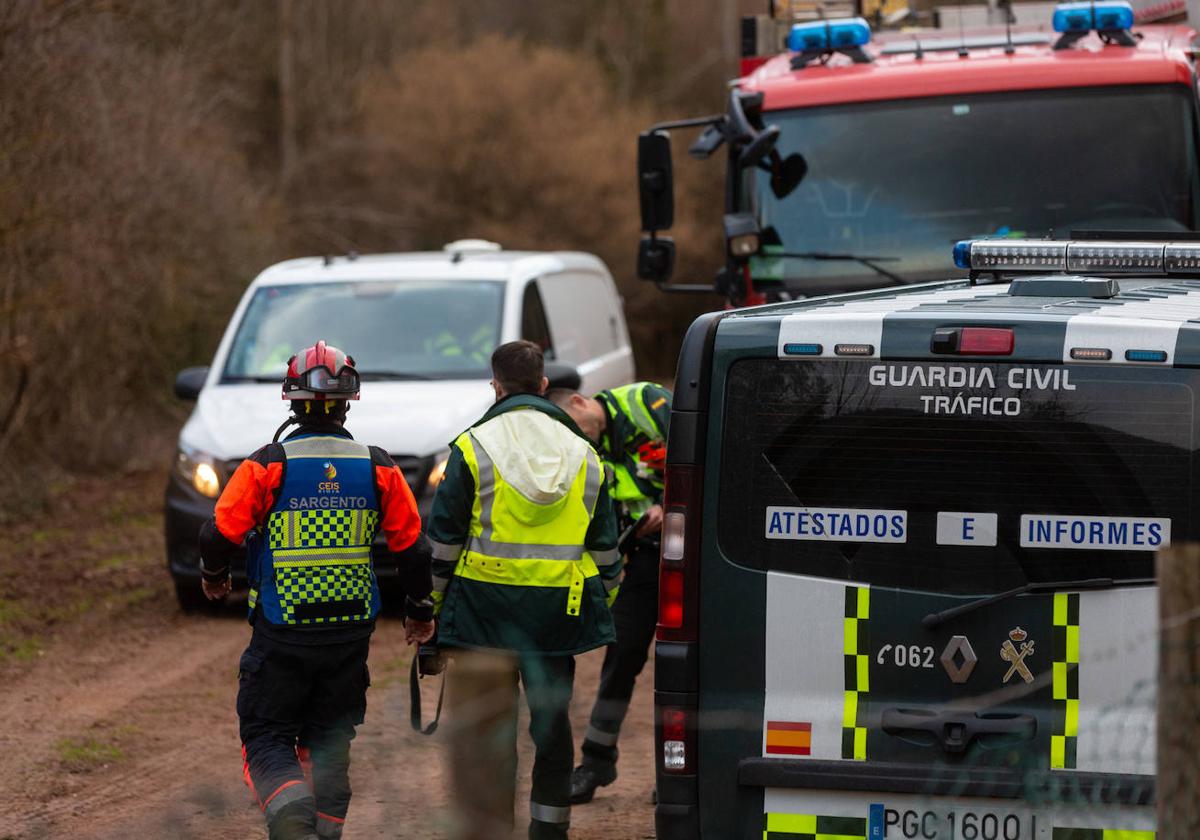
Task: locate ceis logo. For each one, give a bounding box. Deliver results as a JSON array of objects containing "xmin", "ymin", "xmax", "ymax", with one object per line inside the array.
[{"xmin": 318, "ymin": 461, "xmax": 340, "ymax": 493}]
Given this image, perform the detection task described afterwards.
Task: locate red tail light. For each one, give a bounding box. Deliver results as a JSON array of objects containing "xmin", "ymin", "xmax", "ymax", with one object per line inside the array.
[
  {"xmin": 660, "ymin": 706, "xmax": 695, "ymax": 774},
  {"xmin": 659, "ymin": 568, "xmax": 685, "ymax": 629},
  {"xmin": 657, "ymin": 464, "xmax": 702, "ymax": 642},
  {"xmin": 958, "ymin": 327, "xmax": 1014, "ymax": 355}
]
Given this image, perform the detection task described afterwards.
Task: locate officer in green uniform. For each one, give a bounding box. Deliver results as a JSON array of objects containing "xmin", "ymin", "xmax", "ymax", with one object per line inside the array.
[
  {"xmin": 426, "ymin": 340, "xmax": 621, "ymax": 840},
  {"xmin": 547, "ymin": 381, "xmax": 671, "ymax": 804}
]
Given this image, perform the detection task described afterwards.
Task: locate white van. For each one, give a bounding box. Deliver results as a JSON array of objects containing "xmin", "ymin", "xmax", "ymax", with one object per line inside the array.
[{"xmin": 165, "ymin": 240, "xmax": 634, "ymax": 609}]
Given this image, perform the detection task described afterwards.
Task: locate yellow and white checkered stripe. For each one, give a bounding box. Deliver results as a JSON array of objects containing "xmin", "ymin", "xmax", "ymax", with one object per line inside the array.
[
  {"xmin": 842, "ymin": 585, "xmax": 870, "ymax": 761},
  {"xmin": 1052, "ymin": 591, "xmax": 1081, "ymax": 769},
  {"xmin": 1051, "ymin": 829, "xmax": 1153, "ymax": 839}
]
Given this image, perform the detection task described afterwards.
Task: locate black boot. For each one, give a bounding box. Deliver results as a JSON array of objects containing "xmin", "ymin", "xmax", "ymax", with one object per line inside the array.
[
  {"xmin": 268, "ymin": 798, "xmax": 319, "ymax": 840},
  {"xmin": 568, "ymin": 760, "xmax": 617, "ymax": 804}
]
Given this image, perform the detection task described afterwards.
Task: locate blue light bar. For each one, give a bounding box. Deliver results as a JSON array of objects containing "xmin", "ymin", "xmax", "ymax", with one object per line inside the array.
[
  {"xmin": 1052, "ymin": 1, "xmax": 1134, "ymax": 33},
  {"xmin": 950, "ymin": 239, "xmax": 1200, "ymax": 275},
  {"xmin": 783, "ymin": 342, "xmax": 823, "ymax": 356},
  {"xmin": 1125, "ymin": 349, "xmax": 1167, "ymax": 362},
  {"xmin": 787, "ymin": 18, "xmax": 872, "ymax": 52},
  {"xmin": 953, "ymin": 240, "xmax": 971, "ymax": 270}
]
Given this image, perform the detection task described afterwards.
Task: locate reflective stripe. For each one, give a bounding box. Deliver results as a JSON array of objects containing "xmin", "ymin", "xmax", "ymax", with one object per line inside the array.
[
  {"xmin": 592, "ymin": 547, "xmax": 620, "ymax": 568},
  {"xmin": 458, "ymin": 555, "xmax": 599, "ymax": 588},
  {"xmin": 282, "ymin": 436, "xmax": 370, "ymax": 459},
  {"xmin": 585, "ymin": 724, "xmax": 619, "ymax": 746},
  {"xmin": 602, "ymin": 572, "xmax": 622, "ymax": 593},
  {"xmin": 272, "ymin": 555, "xmax": 370, "ymax": 569},
  {"xmin": 471, "ymin": 535, "xmax": 584, "ymax": 561},
  {"xmin": 431, "ymin": 573, "xmax": 452, "ymax": 594},
  {"xmin": 262, "ymin": 780, "xmax": 313, "ymax": 817},
  {"xmin": 582, "ymin": 451, "xmax": 602, "ymax": 514},
  {"xmin": 316, "ymin": 812, "xmax": 345, "ymax": 839},
  {"xmin": 248, "ymin": 588, "xmax": 258, "ymax": 609},
  {"xmin": 529, "ymin": 801, "xmax": 571, "ymax": 824},
  {"xmin": 470, "ymin": 433, "xmax": 496, "ymax": 541},
  {"xmin": 625, "ymin": 385, "xmax": 658, "ymax": 437},
  {"xmin": 430, "ymin": 539, "xmax": 464, "ymax": 562}
]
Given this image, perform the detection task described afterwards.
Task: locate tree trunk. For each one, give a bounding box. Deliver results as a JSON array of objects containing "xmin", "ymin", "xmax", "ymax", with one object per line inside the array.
[{"xmin": 1157, "ymin": 543, "xmax": 1200, "ymax": 838}]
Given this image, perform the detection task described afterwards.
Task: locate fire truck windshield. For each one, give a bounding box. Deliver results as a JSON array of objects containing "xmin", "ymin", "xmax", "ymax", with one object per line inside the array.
[{"xmin": 749, "ymin": 84, "xmax": 1198, "ymax": 293}]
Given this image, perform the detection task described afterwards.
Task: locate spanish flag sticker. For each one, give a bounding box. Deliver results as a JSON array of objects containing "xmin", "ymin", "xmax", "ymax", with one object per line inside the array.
[{"xmin": 765, "ymin": 721, "xmax": 812, "ymax": 756}]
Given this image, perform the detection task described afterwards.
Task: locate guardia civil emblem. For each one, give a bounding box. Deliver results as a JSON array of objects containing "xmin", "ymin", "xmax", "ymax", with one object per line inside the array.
[{"xmin": 1000, "ymin": 627, "xmax": 1035, "ymax": 684}]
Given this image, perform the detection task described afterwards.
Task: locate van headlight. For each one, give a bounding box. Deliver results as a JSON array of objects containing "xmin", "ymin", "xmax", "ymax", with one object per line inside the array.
[{"xmin": 176, "ymin": 446, "xmax": 222, "ymax": 498}]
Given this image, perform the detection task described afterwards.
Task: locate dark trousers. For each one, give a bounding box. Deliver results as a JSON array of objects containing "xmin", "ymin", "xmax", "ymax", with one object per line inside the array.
[
  {"xmin": 580, "ymin": 540, "xmax": 660, "ymax": 767},
  {"xmin": 237, "ymin": 630, "xmax": 370, "ymax": 840},
  {"xmin": 446, "ymin": 649, "xmax": 576, "ymax": 840}
]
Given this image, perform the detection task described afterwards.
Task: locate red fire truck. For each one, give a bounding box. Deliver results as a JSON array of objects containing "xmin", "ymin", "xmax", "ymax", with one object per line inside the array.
[{"xmin": 636, "ymin": 2, "xmax": 1200, "ymax": 307}]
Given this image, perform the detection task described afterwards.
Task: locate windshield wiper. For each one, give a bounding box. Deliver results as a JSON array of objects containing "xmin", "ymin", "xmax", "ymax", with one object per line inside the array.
[
  {"xmin": 357, "ymin": 371, "xmax": 434, "ymax": 381},
  {"xmin": 222, "ymin": 375, "xmax": 281, "ymax": 384},
  {"xmin": 773, "ymin": 251, "xmax": 907, "ymax": 286},
  {"xmin": 922, "ymin": 577, "xmax": 1155, "ymax": 629}
]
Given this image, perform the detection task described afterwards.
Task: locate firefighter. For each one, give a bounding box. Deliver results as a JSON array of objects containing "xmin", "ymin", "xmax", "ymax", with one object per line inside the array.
[
  {"xmin": 547, "ymin": 382, "xmax": 671, "ymax": 804},
  {"xmin": 198, "ymin": 340, "xmax": 435, "ymax": 840},
  {"xmin": 426, "ymin": 340, "xmax": 621, "ymax": 840}
]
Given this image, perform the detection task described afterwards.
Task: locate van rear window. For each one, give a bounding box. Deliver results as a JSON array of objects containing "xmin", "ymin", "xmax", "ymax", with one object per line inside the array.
[{"xmin": 717, "ymin": 359, "xmax": 1196, "ymax": 593}]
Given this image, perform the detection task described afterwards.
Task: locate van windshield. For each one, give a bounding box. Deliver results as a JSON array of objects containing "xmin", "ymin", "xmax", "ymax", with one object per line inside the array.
[
  {"xmin": 750, "ymin": 85, "xmax": 1199, "ymax": 291},
  {"xmin": 717, "ymin": 359, "xmax": 1195, "ymax": 594},
  {"xmin": 222, "ymin": 280, "xmax": 504, "ymax": 381}
]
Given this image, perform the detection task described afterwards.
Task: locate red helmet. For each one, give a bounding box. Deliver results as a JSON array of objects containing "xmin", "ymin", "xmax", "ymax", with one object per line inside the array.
[{"xmin": 283, "ymin": 341, "xmax": 360, "ymax": 401}]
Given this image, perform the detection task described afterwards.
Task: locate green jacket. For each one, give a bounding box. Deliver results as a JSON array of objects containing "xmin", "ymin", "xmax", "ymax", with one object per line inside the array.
[
  {"xmin": 426, "ymin": 393, "xmax": 620, "ymax": 655},
  {"xmin": 596, "ymin": 382, "xmax": 672, "ymax": 518}
]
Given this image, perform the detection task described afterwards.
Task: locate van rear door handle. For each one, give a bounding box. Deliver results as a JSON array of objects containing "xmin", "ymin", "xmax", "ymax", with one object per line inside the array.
[{"xmin": 881, "ymin": 708, "xmax": 1037, "ymax": 754}]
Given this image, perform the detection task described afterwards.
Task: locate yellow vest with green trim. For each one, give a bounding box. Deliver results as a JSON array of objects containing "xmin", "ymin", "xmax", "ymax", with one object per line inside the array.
[
  {"xmin": 436, "ymin": 408, "xmax": 617, "ymax": 654},
  {"xmin": 602, "ymin": 382, "xmax": 667, "ymax": 518}
]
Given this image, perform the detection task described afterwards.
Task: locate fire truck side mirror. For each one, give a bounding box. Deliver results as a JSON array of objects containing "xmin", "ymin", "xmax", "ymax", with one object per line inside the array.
[
  {"xmin": 637, "ymin": 236, "xmax": 676, "ymax": 282},
  {"xmin": 638, "ymin": 131, "xmax": 674, "ymax": 232}
]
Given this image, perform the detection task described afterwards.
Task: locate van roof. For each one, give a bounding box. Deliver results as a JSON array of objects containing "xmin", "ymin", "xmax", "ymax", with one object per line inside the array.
[
  {"xmin": 740, "ymin": 23, "xmax": 1196, "ymax": 110},
  {"xmin": 252, "ymin": 249, "xmax": 608, "ymax": 287},
  {"xmin": 742, "ymin": 275, "xmax": 1200, "ymax": 366}
]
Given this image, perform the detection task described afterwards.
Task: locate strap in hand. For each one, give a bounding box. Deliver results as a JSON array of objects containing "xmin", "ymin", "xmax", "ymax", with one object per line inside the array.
[{"xmin": 409, "ymin": 655, "xmax": 446, "ymax": 735}]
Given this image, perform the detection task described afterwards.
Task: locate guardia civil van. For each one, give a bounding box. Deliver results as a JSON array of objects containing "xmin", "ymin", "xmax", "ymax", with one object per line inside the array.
[{"xmin": 653, "ymin": 238, "xmax": 1199, "ymax": 838}]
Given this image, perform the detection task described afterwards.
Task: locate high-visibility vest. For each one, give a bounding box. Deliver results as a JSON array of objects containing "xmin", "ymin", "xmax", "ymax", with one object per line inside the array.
[
  {"xmin": 601, "ymin": 382, "xmax": 667, "ymax": 518},
  {"xmin": 249, "ymin": 435, "xmax": 382, "ymax": 626},
  {"xmin": 437, "ymin": 408, "xmax": 619, "ymax": 652}
]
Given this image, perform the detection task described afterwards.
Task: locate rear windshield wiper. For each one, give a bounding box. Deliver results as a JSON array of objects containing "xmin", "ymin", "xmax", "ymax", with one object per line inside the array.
[
  {"xmin": 357, "ymin": 371, "xmax": 434, "ymax": 381},
  {"xmin": 773, "ymin": 251, "xmax": 906, "ymax": 286},
  {"xmin": 922, "ymin": 576, "xmax": 1155, "ymax": 629}
]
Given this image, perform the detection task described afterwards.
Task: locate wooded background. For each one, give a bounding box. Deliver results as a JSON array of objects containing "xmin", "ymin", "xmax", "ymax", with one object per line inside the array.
[{"xmin": 0, "ymin": 0, "xmax": 755, "ymax": 499}]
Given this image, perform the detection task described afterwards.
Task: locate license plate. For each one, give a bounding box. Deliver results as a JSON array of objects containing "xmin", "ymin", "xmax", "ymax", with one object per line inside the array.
[{"xmin": 879, "ymin": 807, "xmax": 1033, "ymax": 840}]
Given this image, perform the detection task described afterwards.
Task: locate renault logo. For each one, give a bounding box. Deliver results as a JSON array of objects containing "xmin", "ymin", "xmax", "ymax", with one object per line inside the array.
[{"xmin": 940, "ymin": 635, "xmax": 978, "ymax": 684}]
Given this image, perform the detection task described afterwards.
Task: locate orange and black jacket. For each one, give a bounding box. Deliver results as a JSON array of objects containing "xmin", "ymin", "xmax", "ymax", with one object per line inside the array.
[{"xmin": 199, "ymin": 423, "xmax": 433, "ymax": 641}]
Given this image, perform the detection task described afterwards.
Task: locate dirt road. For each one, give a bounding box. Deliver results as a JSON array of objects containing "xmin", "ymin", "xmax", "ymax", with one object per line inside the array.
[{"xmin": 0, "ymin": 471, "xmax": 655, "ymax": 839}]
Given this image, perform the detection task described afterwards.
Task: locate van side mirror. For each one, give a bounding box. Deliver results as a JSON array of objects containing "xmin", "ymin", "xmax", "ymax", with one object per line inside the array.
[
  {"xmin": 544, "ymin": 362, "xmax": 582, "ymax": 391},
  {"xmin": 174, "ymin": 366, "xmax": 209, "ymax": 400},
  {"xmin": 637, "ymin": 236, "xmax": 676, "ymax": 282},
  {"xmin": 638, "ymin": 131, "xmax": 674, "ymax": 232}
]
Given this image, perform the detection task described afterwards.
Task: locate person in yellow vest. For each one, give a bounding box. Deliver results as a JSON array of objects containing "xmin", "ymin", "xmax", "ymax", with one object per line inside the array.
[
  {"xmin": 426, "ymin": 340, "xmax": 621, "ymax": 840},
  {"xmin": 547, "ymin": 382, "xmax": 670, "ymax": 803}
]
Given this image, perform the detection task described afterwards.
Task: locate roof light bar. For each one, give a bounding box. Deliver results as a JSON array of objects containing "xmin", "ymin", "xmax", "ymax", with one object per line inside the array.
[
  {"xmin": 954, "ymin": 240, "xmax": 1200, "ymax": 276},
  {"xmin": 1052, "ymin": 1, "xmax": 1135, "ymax": 33},
  {"xmin": 787, "ymin": 18, "xmax": 872, "ymax": 52}
]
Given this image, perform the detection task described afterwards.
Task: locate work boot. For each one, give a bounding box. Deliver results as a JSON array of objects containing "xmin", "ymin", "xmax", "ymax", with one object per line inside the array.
[
  {"xmin": 568, "ymin": 761, "xmax": 617, "ymax": 804},
  {"xmin": 268, "ymin": 798, "xmax": 319, "ymax": 840}
]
